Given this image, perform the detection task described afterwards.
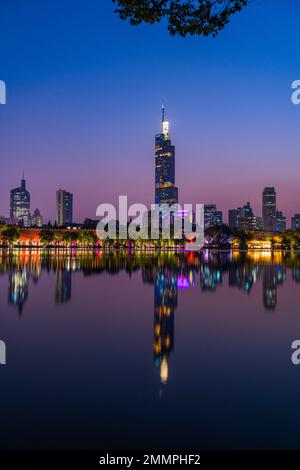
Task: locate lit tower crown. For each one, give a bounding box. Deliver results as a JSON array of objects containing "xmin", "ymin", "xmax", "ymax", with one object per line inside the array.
[{"xmin": 161, "ymin": 104, "xmax": 169, "ymax": 137}]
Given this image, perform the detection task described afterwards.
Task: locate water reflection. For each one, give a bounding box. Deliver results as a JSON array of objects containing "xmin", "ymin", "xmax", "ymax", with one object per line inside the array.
[
  {"xmin": 153, "ymin": 268, "xmax": 177, "ymax": 388},
  {"xmin": 1, "ymin": 249, "xmax": 300, "ymax": 450},
  {"xmin": 8, "ymin": 269, "xmax": 29, "ymax": 315},
  {"xmin": 1, "ymin": 250, "xmax": 300, "ymax": 316},
  {"xmin": 55, "ymin": 270, "xmax": 72, "ymax": 304}
]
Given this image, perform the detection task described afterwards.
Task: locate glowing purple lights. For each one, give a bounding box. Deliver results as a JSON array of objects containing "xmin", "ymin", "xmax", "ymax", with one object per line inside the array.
[{"xmin": 177, "ymin": 275, "xmax": 189, "ymax": 289}]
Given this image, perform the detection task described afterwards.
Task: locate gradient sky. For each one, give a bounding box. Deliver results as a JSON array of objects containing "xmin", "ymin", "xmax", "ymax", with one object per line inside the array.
[{"xmin": 1, "ymin": 0, "xmax": 300, "ymax": 223}]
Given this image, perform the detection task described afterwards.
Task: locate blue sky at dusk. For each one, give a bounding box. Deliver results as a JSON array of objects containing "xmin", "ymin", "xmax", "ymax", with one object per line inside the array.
[{"xmin": 1, "ymin": 0, "xmax": 299, "ymax": 223}]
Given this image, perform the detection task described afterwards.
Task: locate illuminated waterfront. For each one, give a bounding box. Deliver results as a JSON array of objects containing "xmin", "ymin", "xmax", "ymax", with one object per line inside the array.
[{"xmin": 1, "ymin": 250, "xmax": 300, "ymax": 449}]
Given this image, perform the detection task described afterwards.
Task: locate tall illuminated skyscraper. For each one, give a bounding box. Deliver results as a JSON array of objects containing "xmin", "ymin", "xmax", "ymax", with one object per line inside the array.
[
  {"xmin": 155, "ymin": 105, "xmax": 178, "ymax": 206},
  {"xmin": 56, "ymin": 189, "xmax": 73, "ymax": 226},
  {"xmin": 10, "ymin": 174, "xmax": 31, "ymax": 226}
]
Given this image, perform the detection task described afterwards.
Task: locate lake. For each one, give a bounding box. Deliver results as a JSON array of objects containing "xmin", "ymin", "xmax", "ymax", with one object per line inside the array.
[{"xmin": 0, "ymin": 249, "xmax": 300, "ymax": 450}]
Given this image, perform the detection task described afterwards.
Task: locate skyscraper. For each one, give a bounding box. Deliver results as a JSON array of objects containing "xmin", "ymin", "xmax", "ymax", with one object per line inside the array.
[
  {"xmin": 228, "ymin": 209, "xmax": 239, "ymax": 230},
  {"xmin": 155, "ymin": 105, "xmax": 178, "ymax": 206},
  {"xmin": 262, "ymin": 187, "xmax": 276, "ymax": 231},
  {"xmin": 292, "ymin": 214, "xmax": 300, "ymax": 230},
  {"xmin": 204, "ymin": 204, "xmax": 222, "ymax": 229},
  {"xmin": 275, "ymin": 211, "xmax": 286, "ymax": 232},
  {"xmin": 10, "ymin": 174, "xmax": 31, "ymax": 226},
  {"xmin": 56, "ymin": 189, "xmax": 73, "ymax": 226}
]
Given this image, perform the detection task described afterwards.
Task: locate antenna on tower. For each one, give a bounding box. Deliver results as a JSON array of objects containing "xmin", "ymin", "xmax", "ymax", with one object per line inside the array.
[{"xmin": 161, "ymin": 102, "xmax": 165, "ymax": 123}]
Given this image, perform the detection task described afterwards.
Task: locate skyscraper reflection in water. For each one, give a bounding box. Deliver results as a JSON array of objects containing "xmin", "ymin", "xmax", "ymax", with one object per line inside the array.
[
  {"xmin": 8, "ymin": 269, "xmax": 29, "ymax": 315},
  {"xmin": 2, "ymin": 250, "xmax": 296, "ymax": 317},
  {"xmin": 55, "ymin": 269, "xmax": 72, "ymax": 304},
  {"xmin": 153, "ymin": 268, "xmax": 177, "ymax": 389},
  {"xmin": 262, "ymin": 264, "xmax": 286, "ymax": 311}
]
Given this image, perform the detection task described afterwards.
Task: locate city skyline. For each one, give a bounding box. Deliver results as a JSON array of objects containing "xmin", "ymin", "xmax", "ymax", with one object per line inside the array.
[
  {"xmin": 3, "ymin": 170, "xmax": 299, "ymax": 230},
  {"xmin": 2, "ymin": 109, "xmax": 300, "ymax": 230},
  {"xmin": 1, "ymin": 1, "xmax": 300, "ymax": 224}
]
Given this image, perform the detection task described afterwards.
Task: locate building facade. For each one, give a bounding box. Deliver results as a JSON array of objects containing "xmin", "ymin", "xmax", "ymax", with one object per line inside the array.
[
  {"xmin": 10, "ymin": 176, "xmax": 31, "ymax": 226},
  {"xmin": 292, "ymin": 214, "xmax": 300, "ymax": 230},
  {"xmin": 155, "ymin": 106, "xmax": 178, "ymax": 206},
  {"xmin": 228, "ymin": 202, "xmax": 262, "ymax": 231},
  {"xmin": 204, "ymin": 204, "xmax": 222, "ymax": 229},
  {"xmin": 275, "ymin": 211, "xmax": 286, "ymax": 233},
  {"xmin": 228, "ymin": 209, "xmax": 238, "ymax": 229},
  {"xmin": 56, "ymin": 189, "xmax": 73, "ymax": 226},
  {"xmin": 31, "ymin": 208, "xmax": 43, "ymax": 227},
  {"xmin": 262, "ymin": 187, "xmax": 276, "ymax": 231}
]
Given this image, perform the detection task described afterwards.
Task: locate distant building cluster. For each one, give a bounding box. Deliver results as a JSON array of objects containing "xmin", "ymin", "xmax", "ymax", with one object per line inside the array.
[
  {"xmin": 1, "ymin": 174, "xmax": 73, "ymax": 228},
  {"xmin": 228, "ymin": 187, "xmax": 289, "ymax": 233}
]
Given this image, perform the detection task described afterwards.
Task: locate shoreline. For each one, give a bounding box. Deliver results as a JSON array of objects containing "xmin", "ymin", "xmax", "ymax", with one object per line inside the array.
[{"xmin": 0, "ymin": 246, "xmax": 300, "ymax": 253}]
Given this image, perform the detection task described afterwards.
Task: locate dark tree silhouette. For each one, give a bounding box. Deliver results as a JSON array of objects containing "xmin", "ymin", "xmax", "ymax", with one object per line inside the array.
[{"xmin": 113, "ymin": 0, "xmax": 248, "ymax": 37}]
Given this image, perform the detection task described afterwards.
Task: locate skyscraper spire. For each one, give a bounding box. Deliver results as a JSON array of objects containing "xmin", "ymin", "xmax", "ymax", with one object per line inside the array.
[
  {"xmin": 161, "ymin": 102, "xmax": 169, "ymax": 137},
  {"xmin": 21, "ymin": 171, "xmax": 25, "ymax": 190}
]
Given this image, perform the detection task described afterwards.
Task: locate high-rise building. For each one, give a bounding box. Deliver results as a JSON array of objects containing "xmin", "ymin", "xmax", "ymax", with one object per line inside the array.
[
  {"xmin": 155, "ymin": 105, "xmax": 178, "ymax": 206},
  {"xmin": 228, "ymin": 209, "xmax": 239, "ymax": 229},
  {"xmin": 262, "ymin": 187, "xmax": 276, "ymax": 231},
  {"xmin": 10, "ymin": 175, "xmax": 31, "ymax": 226},
  {"xmin": 204, "ymin": 204, "xmax": 222, "ymax": 229},
  {"xmin": 31, "ymin": 208, "xmax": 43, "ymax": 227},
  {"xmin": 292, "ymin": 214, "xmax": 300, "ymax": 230},
  {"xmin": 56, "ymin": 189, "xmax": 73, "ymax": 226},
  {"xmin": 275, "ymin": 211, "xmax": 286, "ymax": 232}
]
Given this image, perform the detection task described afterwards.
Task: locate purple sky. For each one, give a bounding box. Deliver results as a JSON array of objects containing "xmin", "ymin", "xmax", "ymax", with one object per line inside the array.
[{"xmin": 1, "ymin": 1, "xmax": 300, "ymax": 224}]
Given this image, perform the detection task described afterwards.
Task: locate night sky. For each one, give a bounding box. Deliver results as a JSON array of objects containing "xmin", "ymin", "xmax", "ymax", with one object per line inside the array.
[{"xmin": 1, "ymin": 0, "xmax": 299, "ymax": 223}]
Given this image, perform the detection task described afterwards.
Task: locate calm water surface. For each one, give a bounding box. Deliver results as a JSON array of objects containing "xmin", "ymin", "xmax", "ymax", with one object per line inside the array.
[{"xmin": 0, "ymin": 250, "xmax": 300, "ymax": 450}]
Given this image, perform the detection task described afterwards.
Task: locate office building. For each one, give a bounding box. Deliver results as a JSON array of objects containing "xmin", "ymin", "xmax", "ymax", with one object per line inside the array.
[
  {"xmin": 262, "ymin": 187, "xmax": 276, "ymax": 231},
  {"xmin": 228, "ymin": 209, "xmax": 238, "ymax": 230},
  {"xmin": 10, "ymin": 175, "xmax": 31, "ymax": 226},
  {"xmin": 56, "ymin": 189, "xmax": 73, "ymax": 226},
  {"xmin": 275, "ymin": 211, "xmax": 286, "ymax": 232},
  {"xmin": 204, "ymin": 204, "xmax": 222, "ymax": 229},
  {"xmin": 292, "ymin": 214, "xmax": 300, "ymax": 230}
]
